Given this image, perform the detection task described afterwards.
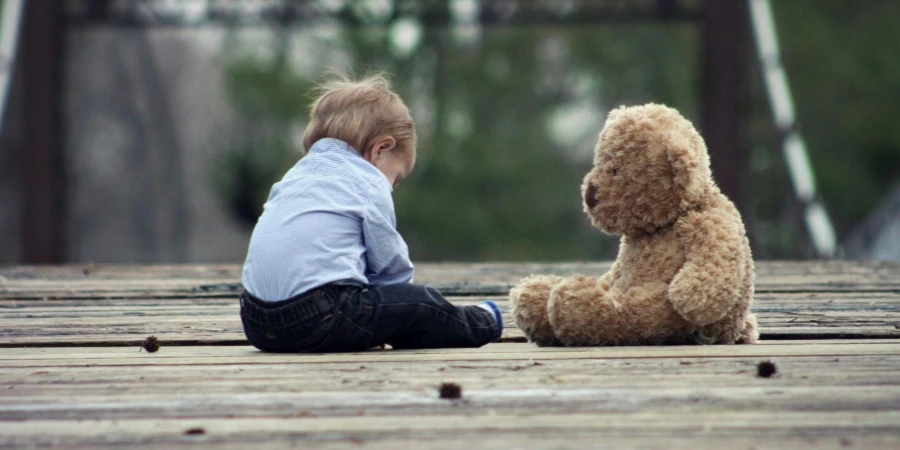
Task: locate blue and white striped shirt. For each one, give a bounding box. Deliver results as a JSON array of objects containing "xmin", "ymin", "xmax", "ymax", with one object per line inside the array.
[{"xmin": 241, "ymin": 138, "xmax": 415, "ymax": 301}]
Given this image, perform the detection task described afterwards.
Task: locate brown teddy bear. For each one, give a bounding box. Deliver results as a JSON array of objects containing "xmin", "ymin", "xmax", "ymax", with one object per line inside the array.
[{"xmin": 510, "ymin": 103, "xmax": 758, "ymax": 346}]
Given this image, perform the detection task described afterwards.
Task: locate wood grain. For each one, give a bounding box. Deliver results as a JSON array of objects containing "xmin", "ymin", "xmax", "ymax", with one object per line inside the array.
[
  {"xmin": 2, "ymin": 343, "xmax": 900, "ymax": 447},
  {"xmin": 1, "ymin": 261, "xmax": 899, "ymax": 448}
]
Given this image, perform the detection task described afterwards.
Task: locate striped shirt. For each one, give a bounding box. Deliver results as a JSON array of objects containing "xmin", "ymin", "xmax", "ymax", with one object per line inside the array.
[{"xmin": 241, "ymin": 138, "xmax": 415, "ymax": 301}]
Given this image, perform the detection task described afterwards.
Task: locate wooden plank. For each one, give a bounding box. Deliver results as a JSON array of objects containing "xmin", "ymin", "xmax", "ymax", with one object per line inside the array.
[
  {"xmin": 2, "ymin": 344, "xmax": 899, "ymax": 447},
  {"xmin": 4, "ymin": 355, "xmax": 900, "ymax": 400},
  {"xmin": 4, "ymin": 433, "xmax": 896, "ymax": 450},
  {"xmin": 2, "ymin": 341, "xmax": 899, "ymax": 366},
  {"xmin": 2, "ymin": 261, "xmax": 899, "ymax": 298},
  {"xmin": 2, "ymin": 291, "xmax": 899, "ymax": 347},
  {"xmin": 2, "ymin": 411, "xmax": 899, "ymax": 448},
  {"xmin": 2, "ymin": 410, "xmax": 899, "ymax": 436},
  {"xmin": 7, "ymin": 375, "xmax": 900, "ymax": 411}
]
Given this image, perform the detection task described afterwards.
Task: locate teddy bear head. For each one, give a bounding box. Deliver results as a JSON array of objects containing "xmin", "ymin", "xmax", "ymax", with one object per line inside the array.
[{"xmin": 582, "ymin": 103, "xmax": 713, "ymax": 236}]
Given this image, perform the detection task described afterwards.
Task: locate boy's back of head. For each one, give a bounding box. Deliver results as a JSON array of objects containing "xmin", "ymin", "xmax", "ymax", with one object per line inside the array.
[{"xmin": 302, "ymin": 73, "xmax": 417, "ymax": 159}]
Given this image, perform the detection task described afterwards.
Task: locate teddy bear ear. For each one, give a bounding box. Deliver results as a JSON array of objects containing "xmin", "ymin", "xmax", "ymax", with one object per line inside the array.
[
  {"xmin": 665, "ymin": 127, "xmax": 712, "ymax": 206},
  {"xmin": 603, "ymin": 105, "xmax": 639, "ymax": 131},
  {"xmin": 594, "ymin": 107, "xmax": 628, "ymax": 160},
  {"xmin": 606, "ymin": 105, "xmax": 627, "ymax": 121}
]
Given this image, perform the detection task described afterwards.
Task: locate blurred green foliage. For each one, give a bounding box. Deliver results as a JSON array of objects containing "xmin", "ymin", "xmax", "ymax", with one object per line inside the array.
[
  {"xmin": 215, "ymin": 0, "xmax": 900, "ymax": 261},
  {"xmin": 774, "ymin": 0, "xmax": 900, "ymax": 232},
  {"xmin": 744, "ymin": 0, "xmax": 900, "ymax": 257}
]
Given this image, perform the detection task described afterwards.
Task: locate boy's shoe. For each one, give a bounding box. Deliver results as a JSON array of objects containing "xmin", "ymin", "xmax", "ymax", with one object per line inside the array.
[{"xmin": 477, "ymin": 301, "xmax": 503, "ymax": 334}]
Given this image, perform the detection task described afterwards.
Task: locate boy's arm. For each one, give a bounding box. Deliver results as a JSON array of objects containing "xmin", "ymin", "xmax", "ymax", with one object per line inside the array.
[{"xmin": 362, "ymin": 187, "xmax": 415, "ymax": 285}]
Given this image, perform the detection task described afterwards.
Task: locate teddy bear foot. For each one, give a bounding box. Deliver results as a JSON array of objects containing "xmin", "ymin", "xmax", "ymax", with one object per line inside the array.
[
  {"xmin": 737, "ymin": 313, "xmax": 759, "ymax": 344},
  {"xmin": 547, "ymin": 275, "xmax": 627, "ymax": 347},
  {"xmin": 510, "ymin": 275, "xmax": 564, "ymax": 346}
]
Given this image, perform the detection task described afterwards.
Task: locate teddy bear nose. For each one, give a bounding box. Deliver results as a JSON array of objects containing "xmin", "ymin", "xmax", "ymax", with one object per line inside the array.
[{"xmin": 584, "ymin": 183, "xmax": 599, "ymax": 209}]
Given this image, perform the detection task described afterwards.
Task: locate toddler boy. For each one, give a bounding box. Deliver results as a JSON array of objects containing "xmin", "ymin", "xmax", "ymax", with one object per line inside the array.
[{"xmin": 239, "ymin": 74, "xmax": 502, "ymax": 352}]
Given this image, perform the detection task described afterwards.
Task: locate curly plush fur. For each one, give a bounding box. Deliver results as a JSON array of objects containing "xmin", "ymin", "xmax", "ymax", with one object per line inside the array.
[{"xmin": 510, "ymin": 103, "xmax": 758, "ymax": 346}]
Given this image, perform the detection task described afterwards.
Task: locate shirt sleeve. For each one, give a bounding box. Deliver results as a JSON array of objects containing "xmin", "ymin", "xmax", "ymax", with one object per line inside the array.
[{"xmin": 361, "ymin": 183, "xmax": 415, "ymax": 285}]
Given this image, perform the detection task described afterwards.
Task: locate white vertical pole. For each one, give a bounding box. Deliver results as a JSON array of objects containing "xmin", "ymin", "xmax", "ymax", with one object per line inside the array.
[
  {"xmin": 748, "ymin": 0, "xmax": 837, "ymax": 258},
  {"xmin": 0, "ymin": 0, "xmax": 25, "ymax": 137}
]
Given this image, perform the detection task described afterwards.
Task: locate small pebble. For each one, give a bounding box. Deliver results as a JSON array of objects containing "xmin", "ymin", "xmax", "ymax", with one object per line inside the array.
[
  {"xmin": 439, "ymin": 382, "xmax": 462, "ymax": 399},
  {"xmin": 757, "ymin": 360, "xmax": 777, "ymax": 378},
  {"xmin": 142, "ymin": 336, "xmax": 160, "ymax": 353}
]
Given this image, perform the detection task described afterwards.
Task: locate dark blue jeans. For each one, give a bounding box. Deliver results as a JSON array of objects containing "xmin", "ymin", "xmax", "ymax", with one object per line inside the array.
[{"xmin": 240, "ymin": 283, "xmax": 500, "ymax": 352}]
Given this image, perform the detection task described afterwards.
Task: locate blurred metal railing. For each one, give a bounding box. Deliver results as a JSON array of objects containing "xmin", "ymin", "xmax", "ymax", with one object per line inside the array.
[
  {"xmin": 0, "ymin": 0, "xmax": 24, "ymax": 137},
  {"xmin": 749, "ymin": 0, "xmax": 837, "ymax": 258},
  {"xmin": 62, "ymin": 0, "xmax": 703, "ymax": 28}
]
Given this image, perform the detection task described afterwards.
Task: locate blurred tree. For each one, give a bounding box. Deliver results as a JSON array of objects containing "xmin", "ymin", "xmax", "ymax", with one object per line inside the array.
[
  {"xmin": 214, "ymin": 4, "xmax": 704, "ymax": 261},
  {"xmin": 213, "ymin": 0, "xmax": 900, "ymax": 260},
  {"xmin": 336, "ymin": 18, "xmax": 700, "ymax": 261}
]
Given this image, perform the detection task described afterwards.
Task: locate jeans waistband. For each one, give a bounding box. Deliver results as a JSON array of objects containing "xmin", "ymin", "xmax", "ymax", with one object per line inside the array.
[
  {"xmin": 240, "ymin": 284, "xmax": 361, "ymax": 329},
  {"xmin": 240, "ymin": 287, "xmax": 332, "ymax": 329}
]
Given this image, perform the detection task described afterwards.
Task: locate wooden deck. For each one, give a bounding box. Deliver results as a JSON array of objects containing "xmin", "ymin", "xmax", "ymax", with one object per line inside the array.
[{"xmin": 2, "ymin": 261, "xmax": 899, "ymax": 448}]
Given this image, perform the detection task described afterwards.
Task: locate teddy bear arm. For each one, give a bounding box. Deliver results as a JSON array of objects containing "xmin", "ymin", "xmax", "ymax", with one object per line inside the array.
[
  {"xmin": 669, "ymin": 211, "xmax": 745, "ymax": 327},
  {"xmin": 597, "ymin": 260, "xmax": 620, "ymax": 288}
]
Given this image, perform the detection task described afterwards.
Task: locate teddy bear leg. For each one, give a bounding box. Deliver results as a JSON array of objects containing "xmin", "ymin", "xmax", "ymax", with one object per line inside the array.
[
  {"xmin": 546, "ymin": 275, "xmax": 625, "ymax": 346},
  {"xmin": 737, "ymin": 312, "xmax": 759, "ymax": 344},
  {"xmin": 510, "ymin": 275, "xmax": 565, "ymax": 346}
]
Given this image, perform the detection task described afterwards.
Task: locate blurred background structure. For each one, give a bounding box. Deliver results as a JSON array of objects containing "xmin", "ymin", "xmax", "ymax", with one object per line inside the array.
[{"xmin": 1, "ymin": 0, "xmax": 898, "ymax": 264}]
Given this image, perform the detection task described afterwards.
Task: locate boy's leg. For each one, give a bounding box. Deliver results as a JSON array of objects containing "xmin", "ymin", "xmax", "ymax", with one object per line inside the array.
[{"xmin": 351, "ymin": 283, "xmax": 501, "ymax": 349}]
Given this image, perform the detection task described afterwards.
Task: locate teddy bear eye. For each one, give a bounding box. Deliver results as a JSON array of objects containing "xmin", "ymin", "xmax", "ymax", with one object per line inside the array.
[{"xmin": 609, "ymin": 167, "xmax": 619, "ymax": 176}]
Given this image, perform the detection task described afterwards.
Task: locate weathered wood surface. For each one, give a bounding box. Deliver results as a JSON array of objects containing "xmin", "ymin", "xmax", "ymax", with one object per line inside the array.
[
  {"xmin": 1, "ymin": 261, "xmax": 900, "ymax": 449},
  {"xmin": 2, "ymin": 291, "xmax": 900, "ymax": 346},
  {"xmin": 2, "ymin": 261, "xmax": 899, "ymax": 347},
  {"xmin": 2, "ymin": 343, "xmax": 900, "ymax": 448},
  {"xmin": 2, "ymin": 261, "xmax": 899, "ymax": 299}
]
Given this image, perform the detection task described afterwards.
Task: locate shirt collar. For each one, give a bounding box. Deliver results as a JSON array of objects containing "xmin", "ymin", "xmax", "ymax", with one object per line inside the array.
[
  {"xmin": 309, "ymin": 138, "xmax": 393, "ymax": 191},
  {"xmin": 308, "ymin": 138, "xmax": 359, "ymax": 156}
]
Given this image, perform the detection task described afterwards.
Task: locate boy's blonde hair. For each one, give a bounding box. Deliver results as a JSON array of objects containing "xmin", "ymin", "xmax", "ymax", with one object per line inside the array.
[{"xmin": 302, "ymin": 73, "xmax": 416, "ymax": 156}]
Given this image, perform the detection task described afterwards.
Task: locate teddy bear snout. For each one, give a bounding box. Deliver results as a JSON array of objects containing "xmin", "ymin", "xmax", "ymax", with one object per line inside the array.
[{"xmin": 584, "ymin": 182, "xmax": 600, "ymax": 209}]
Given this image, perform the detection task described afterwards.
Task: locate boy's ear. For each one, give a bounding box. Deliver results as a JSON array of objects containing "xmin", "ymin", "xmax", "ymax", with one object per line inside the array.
[{"xmin": 367, "ymin": 136, "xmax": 397, "ymax": 162}]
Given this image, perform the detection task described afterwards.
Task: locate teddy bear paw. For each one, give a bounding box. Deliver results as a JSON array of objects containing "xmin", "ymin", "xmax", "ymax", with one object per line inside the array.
[{"xmin": 510, "ymin": 275, "xmax": 564, "ymax": 346}]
